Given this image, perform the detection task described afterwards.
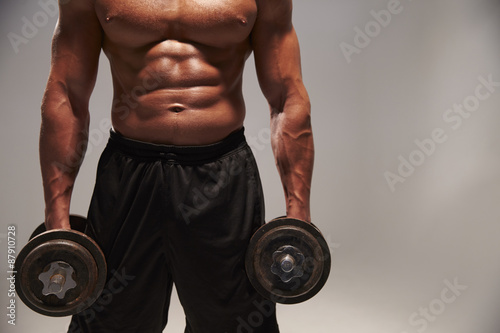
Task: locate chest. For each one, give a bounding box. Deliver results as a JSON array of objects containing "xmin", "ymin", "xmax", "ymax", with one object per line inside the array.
[{"xmin": 95, "ymin": 0, "xmax": 258, "ymax": 48}]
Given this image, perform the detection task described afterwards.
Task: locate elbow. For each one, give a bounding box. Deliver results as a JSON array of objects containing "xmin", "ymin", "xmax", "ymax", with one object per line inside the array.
[
  {"xmin": 270, "ymin": 89, "xmax": 311, "ymax": 126},
  {"xmin": 268, "ymin": 78, "xmax": 311, "ymax": 115},
  {"xmin": 270, "ymin": 99, "xmax": 312, "ymax": 144},
  {"xmin": 41, "ymin": 80, "xmax": 90, "ymax": 123}
]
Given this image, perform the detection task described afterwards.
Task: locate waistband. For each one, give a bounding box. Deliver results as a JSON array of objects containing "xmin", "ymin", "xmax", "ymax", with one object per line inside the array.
[{"xmin": 107, "ymin": 127, "xmax": 247, "ymax": 163}]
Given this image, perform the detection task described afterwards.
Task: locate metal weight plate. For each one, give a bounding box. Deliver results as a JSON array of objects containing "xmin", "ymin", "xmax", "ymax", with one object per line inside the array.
[
  {"xmin": 15, "ymin": 218, "xmax": 106, "ymax": 317},
  {"xmin": 30, "ymin": 215, "xmax": 88, "ymax": 240},
  {"xmin": 245, "ymin": 217, "xmax": 331, "ymax": 304}
]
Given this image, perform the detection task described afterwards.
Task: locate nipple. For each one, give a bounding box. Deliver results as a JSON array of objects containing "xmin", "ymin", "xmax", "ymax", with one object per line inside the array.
[{"xmin": 238, "ymin": 17, "xmax": 248, "ymax": 26}]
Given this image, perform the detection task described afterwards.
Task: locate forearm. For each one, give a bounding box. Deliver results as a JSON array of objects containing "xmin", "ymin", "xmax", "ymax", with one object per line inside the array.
[
  {"xmin": 271, "ymin": 95, "xmax": 314, "ymax": 222},
  {"xmin": 40, "ymin": 88, "xmax": 90, "ymax": 229}
]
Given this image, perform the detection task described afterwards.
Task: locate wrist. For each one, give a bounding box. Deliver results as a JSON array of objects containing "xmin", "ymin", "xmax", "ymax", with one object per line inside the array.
[
  {"xmin": 44, "ymin": 202, "xmax": 71, "ymax": 230},
  {"xmin": 286, "ymin": 205, "xmax": 311, "ymax": 223}
]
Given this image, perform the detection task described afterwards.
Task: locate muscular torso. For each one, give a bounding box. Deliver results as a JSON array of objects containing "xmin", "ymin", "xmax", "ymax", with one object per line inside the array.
[{"xmin": 94, "ymin": 0, "xmax": 258, "ymax": 144}]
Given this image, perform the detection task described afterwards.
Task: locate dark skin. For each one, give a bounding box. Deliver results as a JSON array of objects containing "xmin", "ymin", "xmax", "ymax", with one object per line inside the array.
[{"xmin": 40, "ymin": 0, "xmax": 313, "ymax": 230}]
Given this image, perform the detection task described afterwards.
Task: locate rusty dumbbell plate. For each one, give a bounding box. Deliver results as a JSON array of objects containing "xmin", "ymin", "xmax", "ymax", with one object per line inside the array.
[
  {"xmin": 29, "ymin": 215, "xmax": 88, "ymax": 239},
  {"xmin": 245, "ymin": 217, "xmax": 331, "ymax": 304},
  {"xmin": 15, "ymin": 216, "xmax": 106, "ymax": 317}
]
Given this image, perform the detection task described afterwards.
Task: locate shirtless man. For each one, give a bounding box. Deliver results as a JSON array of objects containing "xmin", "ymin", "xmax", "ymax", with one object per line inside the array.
[{"xmin": 40, "ymin": 0, "xmax": 313, "ymax": 331}]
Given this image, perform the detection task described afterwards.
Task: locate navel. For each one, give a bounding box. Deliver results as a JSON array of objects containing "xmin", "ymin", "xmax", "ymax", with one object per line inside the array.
[{"xmin": 168, "ymin": 105, "xmax": 186, "ymax": 113}]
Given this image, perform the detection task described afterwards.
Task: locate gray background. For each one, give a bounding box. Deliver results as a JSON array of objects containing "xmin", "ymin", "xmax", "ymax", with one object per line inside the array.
[{"xmin": 2, "ymin": 0, "xmax": 500, "ymax": 332}]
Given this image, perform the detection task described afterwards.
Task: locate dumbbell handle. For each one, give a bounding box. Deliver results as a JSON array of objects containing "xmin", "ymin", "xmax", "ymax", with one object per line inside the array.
[
  {"xmin": 280, "ymin": 254, "xmax": 296, "ymax": 273},
  {"xmin": 47, "ymin": 271, "xmax": 66, "ymax": 294}
]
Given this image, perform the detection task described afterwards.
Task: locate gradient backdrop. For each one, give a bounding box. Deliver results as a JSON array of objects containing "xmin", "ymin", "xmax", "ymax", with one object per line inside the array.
[{"xmin": 1, "ymin": 0, "xmax": 500, "ymax": 332}]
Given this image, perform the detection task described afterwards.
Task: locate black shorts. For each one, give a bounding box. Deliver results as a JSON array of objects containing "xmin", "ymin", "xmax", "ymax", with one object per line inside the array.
[{"xmin": 68, "ymin": 128, "xmax": 280, "ymax": 333}]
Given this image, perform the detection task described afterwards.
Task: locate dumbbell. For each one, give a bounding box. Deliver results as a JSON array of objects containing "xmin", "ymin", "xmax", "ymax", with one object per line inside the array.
[
  {"xmin": 14, "ymin": 215, "xmax": 107, "ymax": 317},
  {"xmin": 245, "ymin": 217, "xmax": 331, "ymax": 304}
]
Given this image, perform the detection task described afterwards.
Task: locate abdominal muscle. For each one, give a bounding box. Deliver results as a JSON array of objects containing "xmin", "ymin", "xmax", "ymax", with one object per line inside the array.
[{"xmin": 106, "ymin": 39, "xmax": 250, "ymax": 145}]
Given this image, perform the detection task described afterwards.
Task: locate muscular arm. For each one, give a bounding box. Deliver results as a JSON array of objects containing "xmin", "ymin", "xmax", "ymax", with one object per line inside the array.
[
  {"xmin": 252, "ymin": 0, "xmax": 314, "ymax": 222},
  {"xmin": 40, "ymin": 0, "xmax": 102, "ymax": 229}
]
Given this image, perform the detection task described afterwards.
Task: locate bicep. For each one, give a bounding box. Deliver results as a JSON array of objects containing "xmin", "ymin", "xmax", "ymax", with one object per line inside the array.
[
  {"xmin": 47, "ymin": 0, "xmax": 103, "ymax": 108},
  {"xmin": 251, "ymin": 0, "xmax": 305, "ymax": 111}
]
